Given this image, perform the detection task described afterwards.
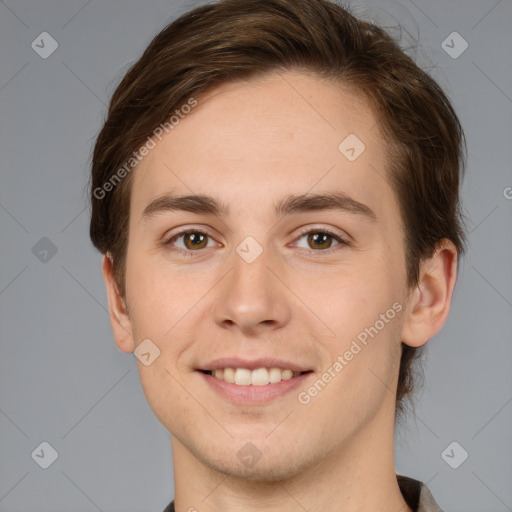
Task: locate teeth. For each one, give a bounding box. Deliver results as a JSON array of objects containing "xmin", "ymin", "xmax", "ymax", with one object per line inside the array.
[
  {"xmin": 235, "ymin": 368, "xmax": 252, "ymax": 385},
  {"xmin": 269, "ymin": 367, "xmax": 282, "ymax": 383},
  {"xmin": 281, "ymin": 369, "xmax": 293, "ymax": 380},
  {"xmin": 250, "ymin": 368, "xmax": 268, "ymax": 386},
  {"xmin": 208, "ymin": 367, "xmax": 303, "ymax": 385},
  {"xmin": 223, "ymin": 367, "xmax": 235, "ymax": 383}
]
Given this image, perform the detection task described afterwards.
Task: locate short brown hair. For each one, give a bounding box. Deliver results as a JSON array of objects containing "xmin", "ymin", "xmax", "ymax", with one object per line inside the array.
[{"xmin": 89, "ymin": 0, "xmax": 467, "ymax": 421}]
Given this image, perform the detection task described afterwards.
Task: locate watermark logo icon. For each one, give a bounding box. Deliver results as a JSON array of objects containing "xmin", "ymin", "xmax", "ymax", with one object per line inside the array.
[
  {"xmin": 339, "ymin": 134, "xmax": 365, "ymax": 161},
  {"xmin": 441, "ymin": 32, "xmax": 468, "ymax": 59},
  {"xmin": 441, "ymin": 441, "xmax": 469, "ymax": 469},
  {"xmin": 32, "ymin": 237, "xmax": 58, "ymax": 263},
  {"xmin": 134, "ymin": 338, "xmax": 161, "ymax": 366},
  {"xmin": 236, "ymin": 236, "xmax": 263, "ymax": 264},
  {"xmin": 31, "ymin": 441, "xmax": 59, "ymax": 469},
  {"xmin": 237, "ymin": 442, "xmax": 262, "ymax": 468},
  {"xmin": 31, "ymin": 32, "xmax": 58, "ymax": 59}
]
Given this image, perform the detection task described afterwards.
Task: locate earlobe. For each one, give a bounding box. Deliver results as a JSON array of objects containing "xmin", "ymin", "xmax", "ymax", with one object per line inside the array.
[
  {"xmin": 101, "ymin": 253, "xmax": 135, "ymax": 353},
  {"xmin": 401, "ymin": 240, "xmax": 458, "ymax": 348}
]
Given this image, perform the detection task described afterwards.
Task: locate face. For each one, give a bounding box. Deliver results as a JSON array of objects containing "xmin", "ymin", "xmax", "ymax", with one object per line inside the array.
[{"xmin": 111, "ymin": 70, "xmax": 415, "ymax": 480}]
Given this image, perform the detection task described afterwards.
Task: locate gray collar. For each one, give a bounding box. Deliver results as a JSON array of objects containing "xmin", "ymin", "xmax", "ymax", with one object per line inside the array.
[{"xmin": 397, "ymin": 474, "xmax": 445, "ymax": 512}]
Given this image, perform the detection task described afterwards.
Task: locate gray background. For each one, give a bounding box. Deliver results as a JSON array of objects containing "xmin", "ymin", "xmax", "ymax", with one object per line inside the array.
[{"xmin": 1, "ymin": 0, "xmax": 511, "ymax": 511}]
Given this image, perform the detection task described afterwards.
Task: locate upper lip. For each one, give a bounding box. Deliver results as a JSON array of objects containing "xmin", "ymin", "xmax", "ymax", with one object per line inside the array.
[{"xmin": 197, "ymin": 357, "xmax": 313, "ymax": 373}]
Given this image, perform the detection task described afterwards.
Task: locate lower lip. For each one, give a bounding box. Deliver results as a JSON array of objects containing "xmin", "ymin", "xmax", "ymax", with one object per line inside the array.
[{"xmin": 197, "ymin": 371, "xmax": 313, "ymax": 404}]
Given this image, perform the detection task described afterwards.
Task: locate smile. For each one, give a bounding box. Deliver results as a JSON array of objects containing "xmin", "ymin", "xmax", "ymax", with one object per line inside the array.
[{"xmin": 200, "ymin": 367, "xmax": 310, "ymax": 386}]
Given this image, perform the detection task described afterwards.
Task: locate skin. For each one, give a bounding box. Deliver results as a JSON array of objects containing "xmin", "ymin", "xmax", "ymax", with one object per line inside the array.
[{"xmin": 102, "ymin": 70, "xmax": 458, "ymax": 512}]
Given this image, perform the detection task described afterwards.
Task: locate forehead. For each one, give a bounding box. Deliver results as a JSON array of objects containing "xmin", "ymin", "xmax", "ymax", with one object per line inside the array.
[{"xmin": 131, "ymin": 70, "xmax": 397, "ymax": 225}]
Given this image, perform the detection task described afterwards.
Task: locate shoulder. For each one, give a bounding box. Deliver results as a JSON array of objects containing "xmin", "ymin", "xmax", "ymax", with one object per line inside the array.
[
  {"xmin": 161, "ymin": 500, "xmax": 174, "ymax": 512},
  {"xmin": 397, "ymin": 474, "xmax": 446, "ymax": 512}
]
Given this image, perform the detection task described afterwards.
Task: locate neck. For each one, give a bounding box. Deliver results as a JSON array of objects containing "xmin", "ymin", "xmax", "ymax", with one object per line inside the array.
[{"xmin": 171, "ymin": 402, "xmax": 412, "ymax": 512}]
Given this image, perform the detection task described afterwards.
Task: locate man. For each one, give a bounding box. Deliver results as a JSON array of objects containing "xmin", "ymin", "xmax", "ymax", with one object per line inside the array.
[{"xmin": 89, "ymin": 1, "xmax": 467, "ymax": 510}]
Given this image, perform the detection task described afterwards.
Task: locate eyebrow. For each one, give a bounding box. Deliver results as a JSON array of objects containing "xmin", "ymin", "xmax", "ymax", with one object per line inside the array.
[{"xmin": 141, "ymin": 191, "xmax": 377, "ymax": 223}]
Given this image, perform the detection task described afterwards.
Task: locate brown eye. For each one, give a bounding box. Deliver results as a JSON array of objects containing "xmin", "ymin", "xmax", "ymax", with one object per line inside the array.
[
  {"xmin": 164, "ymin": 230, "xmax": 213, "ymax": 254},
  {"xmin": 182, "ymin": 232, "xmax": 208, "ymax": 250},
  {"xmin": 164, "ymin": 227, "xmax": 349, "ymax": 257},
  {"xmin": 307, "ymin": 232, "xmax": 336, "ymax": 249},
  {"xmin": 294, "ymin": 229, "xmax": 348, "ymax": 251}
]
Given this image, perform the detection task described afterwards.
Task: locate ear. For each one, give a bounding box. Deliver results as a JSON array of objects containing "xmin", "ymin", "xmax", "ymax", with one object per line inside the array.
[
  {"xmin": 401, "ymin": 239, "xmax": 458, "ymax": 348},
  {"xmin": 101, "ymin": 253, "xmax": 135, "ymax": 353}
]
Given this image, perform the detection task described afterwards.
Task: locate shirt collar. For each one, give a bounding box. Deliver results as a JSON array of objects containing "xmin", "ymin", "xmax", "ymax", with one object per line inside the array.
[
  {"xmin": 397, "ymin": 474, "xmax": 445, "ymax": 512},
  {"xmin": 163, "ymin": 474, "xmax": 446, "ymax": 512}
]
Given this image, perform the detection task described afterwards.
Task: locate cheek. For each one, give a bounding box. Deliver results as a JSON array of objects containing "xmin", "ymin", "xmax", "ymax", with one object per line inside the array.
[
  {"xmin": 124, "ymin": 251, "xmax": 200, "ymax": 382},
  {"xmin": 297, "ymin": 334, "xmax": 397, "ymax": 441},
  {"xmin": 314, "ymin": 257, "xmax": 404, "ymax": 389},
  {"xmin": 302, "ymin": 299, "xmax": 403, "ymax": 434},
  {"xmin": 125, "ymin": 249, "xmax": 193, "ymax": 337},
  {"xmin": 137, "ymin": 361, "xmax": 191, "ymax": 434},
  {"xmin": 318, "ymin": 261, "xmax": 398, "ymax": 335}
]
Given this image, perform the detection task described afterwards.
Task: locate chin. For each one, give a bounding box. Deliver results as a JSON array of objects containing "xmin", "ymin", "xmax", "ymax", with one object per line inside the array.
[
  {"xmin": 206, "ymin": 454, "xmax": 305, "ymax": 483},
  {"xmin": 191, "ymin": 437, "xmax": 316, "ymax": 484}
]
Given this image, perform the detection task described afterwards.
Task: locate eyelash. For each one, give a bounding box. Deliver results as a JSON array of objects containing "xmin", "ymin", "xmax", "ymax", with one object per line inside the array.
[{"xmin": 162, "ymin": 227, "xmax": 351, "ymax": 257}]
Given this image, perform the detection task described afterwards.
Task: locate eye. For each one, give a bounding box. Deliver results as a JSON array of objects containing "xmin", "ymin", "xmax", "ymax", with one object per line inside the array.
[
  {"xmin": 162, "ymin": 227, "xmax": 350, "ymax": 257},
  {"xmin": 292, "ymin": 228, "xmax": 350, "ymax": 252},
  {"xmin": 163, "ymin": 229, "xmax": 217, "ymax": 255}
]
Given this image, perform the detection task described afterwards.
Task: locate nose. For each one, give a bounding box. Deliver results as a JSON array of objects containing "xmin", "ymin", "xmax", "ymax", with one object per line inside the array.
[{"xmin": 212, "ymin": 241, "xmax": 291, "ymax": 336}]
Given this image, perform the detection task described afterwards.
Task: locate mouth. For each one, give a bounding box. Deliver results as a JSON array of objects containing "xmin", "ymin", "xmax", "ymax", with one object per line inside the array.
[
  {"xmin": 198, "ymin": 367, "xmax": 313, "ymax": 386},
  {"xmin": 197, "ymin": 366, "xmax": 314, "ymax": 405}
]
